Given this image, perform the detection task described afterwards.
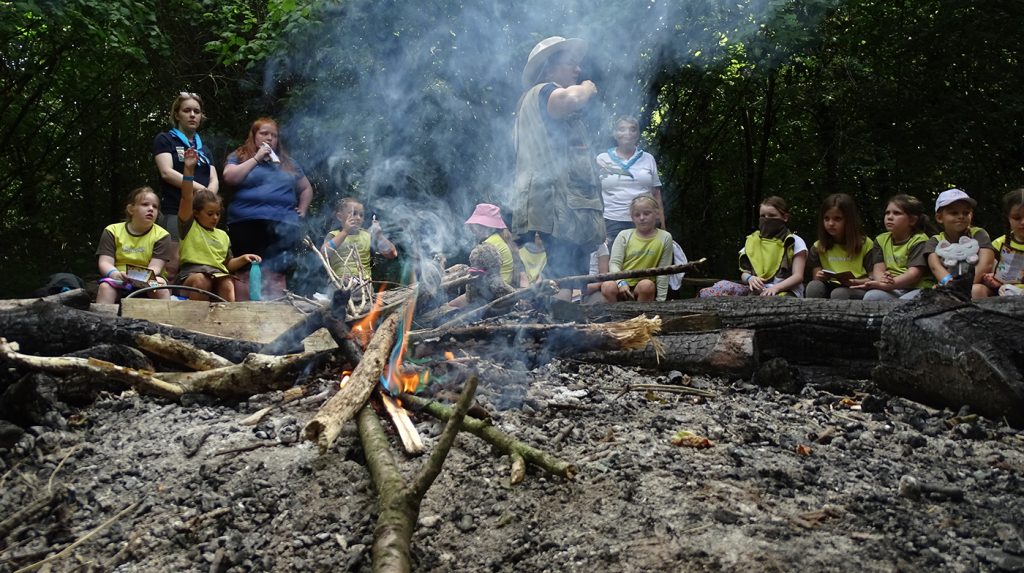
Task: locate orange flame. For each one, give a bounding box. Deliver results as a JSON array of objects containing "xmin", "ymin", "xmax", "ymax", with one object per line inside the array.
[
  {"xmin": 381, "ymin": 282, "xmax": 427, "ymax": 395},
  {"xmin": 349, "ymin": 285, "xmax": 387, "ymax": 348}
]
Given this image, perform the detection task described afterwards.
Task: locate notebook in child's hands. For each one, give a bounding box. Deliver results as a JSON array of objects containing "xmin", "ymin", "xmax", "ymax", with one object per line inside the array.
[
  {"xmin": 822, "ymin": 269, "xmax": 855, "ymax": 283},
  {"xmin": 124, "ymin": 265, "xmax": 157, "ymax": 289}
]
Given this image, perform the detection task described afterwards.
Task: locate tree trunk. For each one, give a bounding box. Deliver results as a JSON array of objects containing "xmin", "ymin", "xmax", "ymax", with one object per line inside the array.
[
  {"xmin": 0, "ymin": 300, "xmax": 261, "ymax": 362},
  {"xmin": 875, "ymin": 291, "xmax": 1024, "ymax": 426}
]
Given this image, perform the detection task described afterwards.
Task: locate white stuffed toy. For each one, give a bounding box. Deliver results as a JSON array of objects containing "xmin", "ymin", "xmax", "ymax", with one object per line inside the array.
[{"xmin": 934, "ymin": 236, "xmax": 979, "ymax": 269}]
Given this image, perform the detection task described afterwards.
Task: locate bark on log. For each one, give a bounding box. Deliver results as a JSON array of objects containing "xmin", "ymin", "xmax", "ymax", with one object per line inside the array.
[
  {"xmin": 0, "ymin": 300, "xmax": 261, "ymax": 362},
  {"xmin": 304, "ymin": 309, "xmax": 403, "ymax": 453},
  {"xmin": 580, "ymin": 329, "xmax": 758, "ymax": 378},
  {"xmin": 875, "ymin": 290, "xmax": 1024, "ymax": 426},
  {"xmin": 166, "ymin": 351, "xmax": 328, "ymax": 398},
  {"xmin": 411, "ymin": 316, "xmax": 661, "ymax": 355},
  {"xmin": 0, "ymin": 289, "xmax": 91, "ymax": 310}
]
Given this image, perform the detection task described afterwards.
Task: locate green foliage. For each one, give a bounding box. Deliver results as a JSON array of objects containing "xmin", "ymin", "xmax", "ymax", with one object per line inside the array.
[{"xmin": 1, "ymin": 0, "xmax": 1022, "ymax": 296}]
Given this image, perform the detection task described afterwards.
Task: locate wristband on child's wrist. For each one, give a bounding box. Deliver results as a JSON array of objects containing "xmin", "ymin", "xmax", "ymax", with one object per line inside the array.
[
  {"xmin": 105, "ymin": 268, "xmax": 118, "ymax": 278},
  {"xmin": 939, "ymin": 274, "xmax": 952, "ymax": 285},
  {"xmin": 617, "ymin": 280, "xmax": 629, "ymax": 288},
  {"xmin": 327, "ymin": 238, "xmax": 336, "ymax": 249},
  {"xmin": 744, "ymin": 273, "xmax": 753, "ymax": 283},
  {"xmin": 182, "ymin": 175, "xmax": 194, "ymax": 182}
]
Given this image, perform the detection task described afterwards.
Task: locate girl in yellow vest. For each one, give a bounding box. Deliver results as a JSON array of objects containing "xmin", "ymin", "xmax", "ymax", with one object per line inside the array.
[
  {"xmin": 323, "ymin": 197, "xmax": 398, "ymax": 283},
  {"xmin": 518, "ymin": 231, "xmax": 548, "ymax": 287},
  {"xmin": 601, "ymin": 195, "xmax": 674, "ymax": 302},
  {"xmin": 924, "ymin": 188, "xmax": 996, "ymax": 299},
  {"xmin": 449, "ymin": 204, "xmax": 521, "ymax": 308},
  {"xmin": 806, "ymin": 193, "xmax": 877, "ymax": 300},
  {"xmin": 95, "ymin": 187, "xmax": 174, "ymax": 304},
  {"xmin": 698, "ymin": 196, "xmax": 808, "ymax": 297},
  {"xmin": 178, "ymin": 148, "xmax": 262, "ymax": 301},
  {"xmin": 855, "ymin": 194, "xmax": 935, "ymax": 301},
  {"xmin": 982, "ymin": 188, "xmax": 1024, "ymax": 296}
]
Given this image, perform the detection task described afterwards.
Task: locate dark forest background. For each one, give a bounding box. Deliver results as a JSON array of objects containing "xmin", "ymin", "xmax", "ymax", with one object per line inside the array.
[{"xmin": 1, "ymin": 0, "xmax": 1022, "ymax": 297}]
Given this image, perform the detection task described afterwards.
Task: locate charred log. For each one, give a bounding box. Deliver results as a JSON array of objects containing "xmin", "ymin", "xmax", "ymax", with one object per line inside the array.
[
  {"xmin": 581, "ymin": 329, "xmax": 758, "ymax": 378},
  {"xmin": 0, "ymin": 300, "xmax": 261, "ymax": 362},
  {"xmin": 875, "ymin": 290, "xmax": 1024, "ymax": 426}
]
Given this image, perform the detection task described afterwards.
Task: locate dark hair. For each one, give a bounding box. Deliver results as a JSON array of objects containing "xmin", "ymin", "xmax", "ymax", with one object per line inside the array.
[
  {"xmin": 124, "ymin": 186, "xmax": 158, "ymax": 221},
  {"xmin": 1002, "ymin": 188, "xmax": 1024, "ymax": 217},
  {"xmin": 816, "ymin": 193, "xmax": 865, "ymax": 255},
  {"xmin": 169, "ymin": 92, "xmax": 204, "ymax": 127},
  {"xmin": 232, "ymin": 117, "xmax": 295, "ymax": 173},
  {"xmin": 192, "ymin": 189, "xmax": 222, "ymax": 212},
  {"xmin": 760, "ymin": 196, "xmax": 789, "ymax": 217},
  {"xmin": 886, "ymin": 194, "xmax": 935, "ymax": 234}
]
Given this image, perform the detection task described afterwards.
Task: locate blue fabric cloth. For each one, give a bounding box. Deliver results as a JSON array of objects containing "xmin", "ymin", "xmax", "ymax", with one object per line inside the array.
[
  {"xmin": 225, "ymin": 153, "xmax": 305, "ymax": 225},
  {"xmin": 152, "ymin": 131, "xmax": 214, "ymax": 207}
]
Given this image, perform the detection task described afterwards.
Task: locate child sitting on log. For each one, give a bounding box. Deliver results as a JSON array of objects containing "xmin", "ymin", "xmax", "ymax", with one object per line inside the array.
[
  {"xmin": 95, "ymin": 187, "xmax": 174, "ymax": 303},
  {"xmin": 806, "ymin": 193, "xmax": 877, "ymax": 300},
  {"xmin": 855, "ymin": 194, "xmax": 935, "ymax": 300},
  {"xmin": 601, "ymin": 194, "xmax": 674, "ymax": 302},
  {"xmin": 323, "ymin": 197, "xmax": 398, "ymax": 282},
  {"xmin": 923, "ymin": 188, "xmax": 995, "ymax": 299},
  {"xmin": 177, "ymin": 148, "xmax": 262, "ymax": 301},
  {"xmin": 981, "ymin": 189, "xmax": 1024, "ymax": 297},
  {"xmin": 699, "ymin": 196, "xmax": 807, "ymax": 297}
]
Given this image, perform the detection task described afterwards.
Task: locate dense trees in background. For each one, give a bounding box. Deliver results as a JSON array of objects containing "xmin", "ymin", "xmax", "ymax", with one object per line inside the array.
[{"xmin": 1, "ymin": 0, "xmax": 1021, "ymax": 296}]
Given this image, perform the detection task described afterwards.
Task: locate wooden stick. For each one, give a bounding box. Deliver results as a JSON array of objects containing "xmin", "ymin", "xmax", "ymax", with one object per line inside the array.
[
  {"xmin": 553, "ymin": 258, "xmax": 707, "ymax": 287},
  {"xmin": 379, "ymin": 391, "xmax": 424, "ymax": 455},
  {"xmin": 0, "ymin": 487, "xmax": 66, "ymax": 540},
  {"xmin": 0, "ymin": 338, "xmax": 183, "ymax": 399},
  {"xmin": 167, "ymin": 350, "xmax": 328, "ymax": 398},
  {"xmin": 432, "ymin": 281, "xmax": 556, "ymax": 331},
  {"xmin": 615, "ymin": 383, "xmax": 717, "ymax": 399},
  {"xmin": 304, "ymin": 307, "xmax": 404, "ymax": 453},
  {"xmin": 13, "ymin": 500, "xmax": 141, "ymax": 573},
  {"xmin": 134, "ymin": 333, "xmax": 234, "ymax": 370},
  {"xmin": 403, "ymin": 394, "xmax": 577, "ymax": 480}
]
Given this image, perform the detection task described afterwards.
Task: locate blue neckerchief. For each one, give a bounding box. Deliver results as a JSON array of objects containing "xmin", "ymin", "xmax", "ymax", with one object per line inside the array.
[
  {"xmin": 169, "ymin": 128, "xmax": 210, "ymax": 166},
  {"xmin": 607, "ymin": 147, "xmax": 642, "ymax": 179}
]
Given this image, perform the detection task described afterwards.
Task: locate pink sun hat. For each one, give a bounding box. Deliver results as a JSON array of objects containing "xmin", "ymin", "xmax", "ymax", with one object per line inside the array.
[{"xmin": 465, "ymin": 203, "xmax": 507, "ymax": 229}]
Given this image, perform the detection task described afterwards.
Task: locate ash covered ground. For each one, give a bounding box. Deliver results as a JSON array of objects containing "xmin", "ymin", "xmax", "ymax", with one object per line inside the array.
[{"xmin": 2, "ymin": 358, "xmax": 1023, "ymax": 572}]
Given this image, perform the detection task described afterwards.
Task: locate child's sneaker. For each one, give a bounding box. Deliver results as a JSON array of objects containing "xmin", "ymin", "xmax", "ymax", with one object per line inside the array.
[{"xmin": 998, "ymin": 284, "xmax": 1023, "ymax": 296}]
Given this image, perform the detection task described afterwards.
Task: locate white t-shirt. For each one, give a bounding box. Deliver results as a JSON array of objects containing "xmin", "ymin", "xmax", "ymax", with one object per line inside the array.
[
  {"xmin": 596, "ymin": 150, "xmax": 662, "ymax": 222},
  {"xmin": 588, "ymin": 241, "xmax": 610, "ymax": 275},
  {"xmin": 739, "ymin": 235, "xmax": 808, "ymax": 297}
]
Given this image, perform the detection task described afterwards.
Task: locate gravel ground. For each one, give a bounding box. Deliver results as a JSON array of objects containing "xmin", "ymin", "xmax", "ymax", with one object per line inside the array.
[{"xmin": 2, "ymin": 356, "xmax": 1023, "ymax": 572}]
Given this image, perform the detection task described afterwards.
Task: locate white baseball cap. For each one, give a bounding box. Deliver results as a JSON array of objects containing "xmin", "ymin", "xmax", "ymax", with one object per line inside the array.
[{"xmin": 935, "ymin": 188, "xmax": 976, "ymax": 213}]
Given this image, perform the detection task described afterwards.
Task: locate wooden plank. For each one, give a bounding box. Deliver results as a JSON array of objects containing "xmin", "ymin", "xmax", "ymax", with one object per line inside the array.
[{"xmin": 121, "ymin": 299, "xmax": 336, "ymax": 351}]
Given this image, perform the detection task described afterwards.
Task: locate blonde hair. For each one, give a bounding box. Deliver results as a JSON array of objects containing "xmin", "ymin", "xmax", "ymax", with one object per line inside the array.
[
  {"xmin": 629, "ymin": 194, "xmax": 660, "ymax": 215},
  {"xmin": 124, "ymin": 187, "xmax": 159, "ymax": 221},
  {"xmin": 169, "ymin": 92, "xmax": 204, "ymax": 127}
]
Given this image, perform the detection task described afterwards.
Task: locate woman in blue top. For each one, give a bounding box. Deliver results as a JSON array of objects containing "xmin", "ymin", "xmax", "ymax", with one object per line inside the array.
[
  {"xmin": 222, "ymin": 117, "xmax": 314, "ymax": 299},
  {"xmin": 153, "ymin": 92, "xmax": 220, "ymax": 277}
]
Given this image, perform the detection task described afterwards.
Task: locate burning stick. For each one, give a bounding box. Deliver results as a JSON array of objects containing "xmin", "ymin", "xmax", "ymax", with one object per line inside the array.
[
  {"xmin": 378, "ymin": 390, "xmax": 424, "ymax": 455},
  {"xmin": 303, "ymin": 306, "xmax": 405, "ymax": 453}
]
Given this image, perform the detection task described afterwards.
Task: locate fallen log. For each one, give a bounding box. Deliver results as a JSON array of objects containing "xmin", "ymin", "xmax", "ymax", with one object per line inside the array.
[
  {"xmin": 161, "ymin": 351, "xmax": 328, "ymax": 398},
  {"xmin": 0, "ymin": 300, "xmax": 261, "ymax": 362},
  {"xmin": 0, "ymin": 288, "xmax": 91, "ymax": 311},
  {"xmin": 411, "ymin": 315, "xmax": 662, "ymax": 356},
  {"xmin": 580, "ymin": 329, "xmax": 758, "ymax": 378},
  {"xmin": 875, "ymin": 290, "xmax": 1024, "ymax": 426},
  {"xmin": 358, "ymin": 375, "xmax": 478, "ymax": 573},
  {"xmin": 304, "ymin": 308, "xmax": 404, "ymax": 453}
]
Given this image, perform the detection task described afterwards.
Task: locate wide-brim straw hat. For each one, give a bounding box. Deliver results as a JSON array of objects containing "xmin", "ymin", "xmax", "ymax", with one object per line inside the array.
[{"xmin": 521, "ymin": 36, "xmax": 587, "ymax": 88}]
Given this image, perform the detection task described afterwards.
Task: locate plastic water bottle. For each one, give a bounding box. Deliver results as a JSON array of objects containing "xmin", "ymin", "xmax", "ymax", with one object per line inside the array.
[{"xmin": 249, "ymin": 261, "xmax": 262, "ymax": 301}]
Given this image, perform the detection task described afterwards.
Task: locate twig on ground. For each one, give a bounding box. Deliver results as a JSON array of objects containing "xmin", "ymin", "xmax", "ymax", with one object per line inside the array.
[{"xmin": 13, "ymin": 499, "xmax": 141, "ymax": 573}]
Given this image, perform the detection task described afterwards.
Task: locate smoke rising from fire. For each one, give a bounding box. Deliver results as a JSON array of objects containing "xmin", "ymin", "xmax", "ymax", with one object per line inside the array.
[{"xmin": 269, "ymin": 0, "xmax": 828, "ymax": 276}]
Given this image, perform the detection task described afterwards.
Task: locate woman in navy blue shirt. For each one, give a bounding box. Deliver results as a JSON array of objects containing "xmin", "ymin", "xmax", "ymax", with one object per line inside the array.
[{"xmin": 222, "ymin": 117, "xmax": 314, "ymax": 299}]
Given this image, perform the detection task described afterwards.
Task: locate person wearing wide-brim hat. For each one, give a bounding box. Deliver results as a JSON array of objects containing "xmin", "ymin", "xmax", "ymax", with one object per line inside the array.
[{"xmin": 512, "ymin": 36, "xmax": 605, "ymax": 301}]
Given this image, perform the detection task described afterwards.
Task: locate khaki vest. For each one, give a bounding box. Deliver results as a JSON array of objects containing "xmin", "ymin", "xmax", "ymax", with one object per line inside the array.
[{"xmin": 512, "ymin": 83, "xmax": 604, "ymax": 246}]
